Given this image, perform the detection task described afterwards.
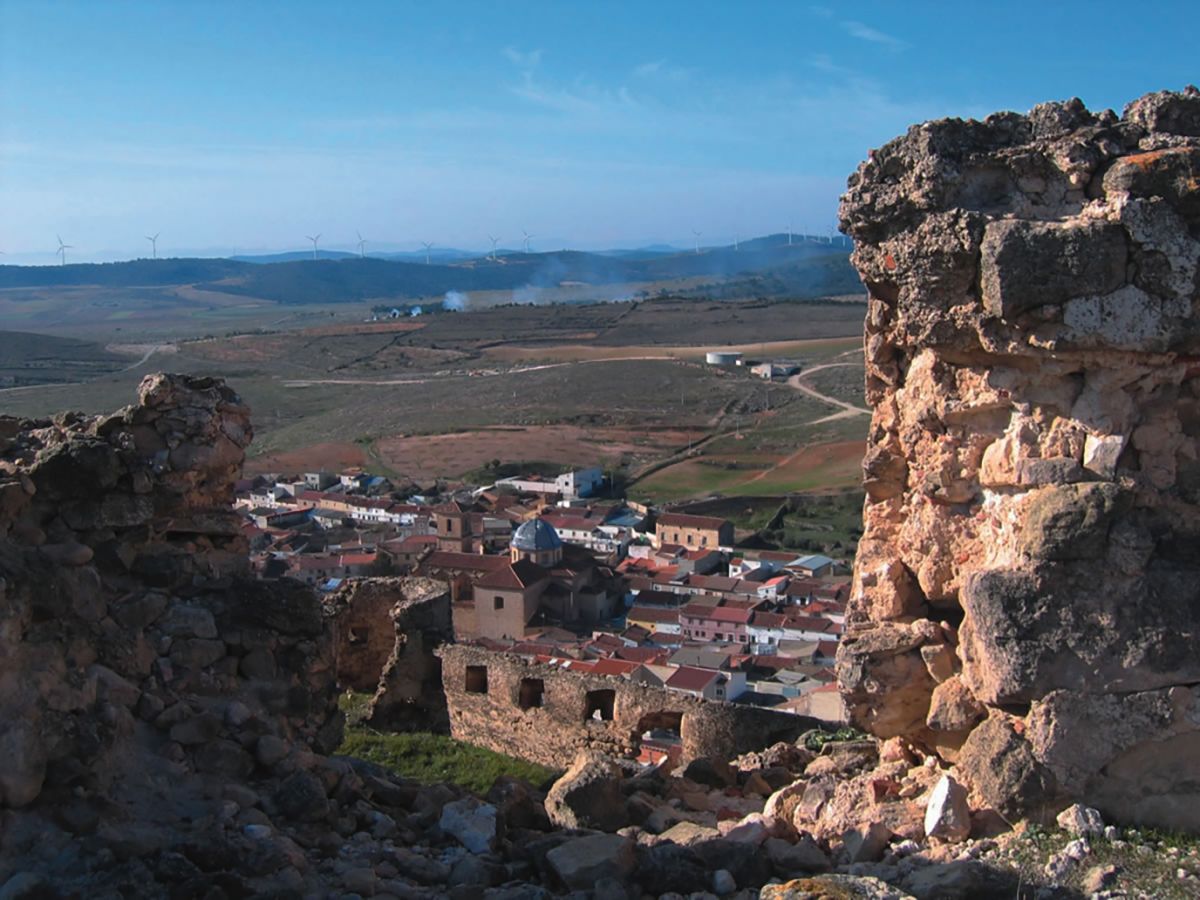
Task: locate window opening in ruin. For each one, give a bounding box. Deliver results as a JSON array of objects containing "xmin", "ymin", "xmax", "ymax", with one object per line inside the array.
[
  {"xmin": 465, "ymin": 665, "xmax": 488, "ymax": 694},
  {"xmin": 494, "ymin": 596, "xmax": 504, "ymax": 610},
  {"xmin": 518, "ymin": 677, "xmax": 544, "ymax": 710},
  {"xmin": 584, "ymin": 688, "xmax": 615, "ymax": 722},
  {"xmin": 632, "ymin": 710, "xmax": 683, "ymax": 767}
]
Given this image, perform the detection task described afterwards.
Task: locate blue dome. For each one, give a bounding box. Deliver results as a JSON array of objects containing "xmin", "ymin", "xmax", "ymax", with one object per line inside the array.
[{"xmin": 512, "ymin": 518, "xmax": 562, "ymax": 551}]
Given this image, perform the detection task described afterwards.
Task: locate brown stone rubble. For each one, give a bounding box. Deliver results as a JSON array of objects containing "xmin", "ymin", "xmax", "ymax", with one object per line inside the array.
[{"xmin": 837, "ymin": 86, "xmax": 1200, "ymax": 832}]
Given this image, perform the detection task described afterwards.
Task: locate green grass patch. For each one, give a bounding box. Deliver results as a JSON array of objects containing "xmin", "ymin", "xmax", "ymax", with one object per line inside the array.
[{"xmin": 338, "ymin": 729, "xmax": 558, "ymax": 795}]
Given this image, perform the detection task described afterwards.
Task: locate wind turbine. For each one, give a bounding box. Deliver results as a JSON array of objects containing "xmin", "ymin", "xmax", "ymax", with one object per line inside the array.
[
  {"xmin": 56, "ymin": 235, "xmax": 73, "ymax": 266},
  {"xmin": 420, "ymin": 241, "xmax": 434, "ymax": 265},
  {"xmin": 522, "ymin": 230, "xmax": 533, "ymax": 253},
  {"xmin": 145, "ymin": 232, "xmax": 159, "ymax": 259},
  {"xmin": 733, "ymin": 230, "xmax": 740, "ymax": 252},
  {"xmin": 305, "ymin": 234, "xmax": 321, "ymax": 260},
  {"xmin": 692, "ymin": 230, "xmax": 702, "ymax": 255},
  {"xmin": 355, "ymin": 231, "xmax": 367, "ymax": 258},
  {"xmin": 487, "ymin": 234, "xmax": 500, "ymax": 261},
  {"xmin": 786, "ymin": 223, "xmax": 793, "ymax": 246}
]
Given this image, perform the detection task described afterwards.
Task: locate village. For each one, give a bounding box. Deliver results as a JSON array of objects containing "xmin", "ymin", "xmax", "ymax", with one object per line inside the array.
[{"xmin": 235, "ymin": 462, "xmax": 851, "ymax": 729}]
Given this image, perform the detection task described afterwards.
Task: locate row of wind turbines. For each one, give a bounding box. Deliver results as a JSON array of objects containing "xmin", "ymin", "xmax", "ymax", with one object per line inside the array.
[
  {"xmin": 43, "ymin": 222, "xmax": 844, "ymax": 266},
  {"xmin": 50, "ymin": 233, "xmax": 158, "ymax": 265}
]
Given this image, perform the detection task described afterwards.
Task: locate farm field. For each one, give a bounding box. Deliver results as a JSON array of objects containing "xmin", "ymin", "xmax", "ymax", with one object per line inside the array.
[{"xmin": 1, "ymin": 295, "xmax": 869, "ymax": 501}]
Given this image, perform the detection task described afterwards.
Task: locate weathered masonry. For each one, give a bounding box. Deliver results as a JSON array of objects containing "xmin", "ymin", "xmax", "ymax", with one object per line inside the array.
[
  {"xmin": 838, "ymin": 87, "xmax": 1200, "ymax": 830},
  {"xmin": 439, "ymin": 644, "xmax": 819, "ymax": 770}
]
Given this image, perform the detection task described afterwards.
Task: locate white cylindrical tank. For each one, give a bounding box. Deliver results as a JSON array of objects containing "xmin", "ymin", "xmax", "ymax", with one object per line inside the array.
[{"xmin": 705, "ymin": 351, "xmax": 744, "ymax": 366}]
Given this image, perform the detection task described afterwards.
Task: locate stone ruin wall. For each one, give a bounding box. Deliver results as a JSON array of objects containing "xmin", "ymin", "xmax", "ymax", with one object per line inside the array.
[
  {"xmin": 439, "ymin": 643, "xmax": 821, "ymax": 770},
  {"xmin": 348, "ymin": 578, "xmax": 458, "ymax": 734},
  {"xmin": 0, "ymin": 373, "xmax": 340, "ymax": 824},
  {"xmin": 837, "ymin": 88, "xmax": 1200, "ymax": 830}
]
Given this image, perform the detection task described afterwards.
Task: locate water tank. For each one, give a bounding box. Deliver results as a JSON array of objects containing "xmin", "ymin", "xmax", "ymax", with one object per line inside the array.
[{"xmin": 705, "ymin": 351, "xmax": 744, "ymax": 366}]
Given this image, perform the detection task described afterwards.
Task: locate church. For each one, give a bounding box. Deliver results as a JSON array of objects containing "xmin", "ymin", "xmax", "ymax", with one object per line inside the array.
[{"xmin": 419, "ymin": 518, "xmax": 618, "ymax": 641}]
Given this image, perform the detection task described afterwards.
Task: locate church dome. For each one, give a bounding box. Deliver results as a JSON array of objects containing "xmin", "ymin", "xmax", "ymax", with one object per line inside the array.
[{"xmin": 512, "ymin": 518, "xmax": 563, "ymax": 552}]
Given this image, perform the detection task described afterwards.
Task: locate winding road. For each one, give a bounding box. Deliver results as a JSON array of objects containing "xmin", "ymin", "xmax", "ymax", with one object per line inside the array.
[{"xmin": 786, "ymin": 358, "xmax": 870, "ymax": 423}]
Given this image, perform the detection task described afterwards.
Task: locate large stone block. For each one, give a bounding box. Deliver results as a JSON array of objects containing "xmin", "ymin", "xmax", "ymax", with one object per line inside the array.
[{"xmin": 979, "ymin": 219, "xmax": 1127, "ymax": 319}]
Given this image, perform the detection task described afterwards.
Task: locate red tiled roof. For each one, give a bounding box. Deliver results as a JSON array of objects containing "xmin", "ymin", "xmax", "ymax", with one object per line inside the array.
[
  {"xmin": 758, "ymin": 550, "xmax": 802, "ymax": 562},
  {"xmin": 386, "ymin": 534, "xmax": 439, "ymax": 552},
  {"xmin": 680, "ymin": 603, "xmax": 751, "ymax": 624},
  {"xmin": 784, "ymin": 615, "xmax": 837, "ymax": 633},
  {"xmin": 657, "ymin": 513, "xmax": 730, "ymax": 530},
  {"xmin": 750, "ymin": 612, "xmax": 787, "ymax": 628},
  {"xmin": 627, "ymin": 606, "xmax": 681, "ymax": 624},
  {"xmin": 747, "ymin": 654, "xmax": 799, "ymax": 671},
  {"xmin": 815, "ymin": 640, "xmax": 840, "ymax": 657},
  {"xmin": 666, "ymin": 665, "xmax": 723, "ymax": 692},
  {"xmin": 616, "ymin": 646, "xmax": 670, "ymax": 664},
  {"xmin": 689, "ymin": 575, "xmax": 738, "ymax": 592},
  {"xmin": 705, "ymin": 606, "xmax": 753, "ymax": 624},
  {"xmin": 421, "ymin": 551, "xmax": 509, "ymax": 572},
  {"xmin": 623, "ymin": 625, "xmax": 650, "ymax": 642},
  {"xmin": 590, "ymin": 658, "xmax": 640, "ymax": 677},
  {"xmin": 476, "ymin": 559, "xmax": 547, "ymax": 590}
]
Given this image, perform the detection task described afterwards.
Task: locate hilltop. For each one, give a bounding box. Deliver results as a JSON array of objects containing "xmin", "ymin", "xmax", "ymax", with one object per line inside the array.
[{"xmin": 0, "ymin": 234, "xmax": 858, "ymax": 308}]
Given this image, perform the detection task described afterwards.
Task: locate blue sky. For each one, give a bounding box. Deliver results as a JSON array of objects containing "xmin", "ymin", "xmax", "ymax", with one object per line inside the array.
[{"xmin": 0, "ymin": 1, "xmax": 1195, "ymax": 263}]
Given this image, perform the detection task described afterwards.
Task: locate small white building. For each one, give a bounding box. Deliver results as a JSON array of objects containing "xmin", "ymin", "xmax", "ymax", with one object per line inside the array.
[{"xmin": 496, "ymin": 467, "xmax": 604, "ymax": 499}]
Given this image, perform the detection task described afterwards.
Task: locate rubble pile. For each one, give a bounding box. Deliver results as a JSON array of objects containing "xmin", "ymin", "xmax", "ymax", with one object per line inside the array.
[{"xmin": 838, "ymin": 87, "xmax": 1200, "ymax": 831}]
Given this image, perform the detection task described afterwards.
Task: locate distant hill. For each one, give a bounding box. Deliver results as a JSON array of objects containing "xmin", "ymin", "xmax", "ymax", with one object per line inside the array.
[
  {"xmin": 231, "ymin": 250, "xmax": 359, "ymax": 263},
  {"xmin": 0, "ymin": 258, "xmax": 244, "ymax": 289},
  {"xmin": 0, "ymin": 234, "xmax": 860, "ymax": 306}
]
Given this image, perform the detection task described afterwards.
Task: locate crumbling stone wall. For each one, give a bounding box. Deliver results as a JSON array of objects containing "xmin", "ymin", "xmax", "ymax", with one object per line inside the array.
[
  {"xmin": 360, "ymin": 577, "xmax": 453, "ymax": 732},
  {"xmin": 837, "ymin": 88, "xmax": 1200, "ymax": 830},
  {"xmin": 439, "ymin": 644, "xmax": 819, "ymax": 769},
  {"xmin": 0, "ymin": 375, "xmax": 342, "ymax": 883},
  {"xmin": 323, "ymin": 576, "xmax": 444, "ymax": 692}
]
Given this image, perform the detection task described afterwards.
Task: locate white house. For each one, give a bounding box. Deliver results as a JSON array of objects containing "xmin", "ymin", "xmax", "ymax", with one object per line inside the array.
[{"xmin": 496, "ymin": 467, "xmax": 604, "ymax": 499}]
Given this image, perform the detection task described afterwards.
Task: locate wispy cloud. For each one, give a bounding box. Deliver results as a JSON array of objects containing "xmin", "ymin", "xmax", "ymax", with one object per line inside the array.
[
  {"xmin": 632, "ymin": 60, "xmax": 693, "ymax": 82},
  {"xmin": 807, "ymin": 53, "xmax": 855, "ymax": 78},
  {"xmin": 841, "ymin": 19, "xmax": 908, "ymax": 50},
  {"xmin": 503, "ymin": 46, "xmax": 542, "ymax": 69}
]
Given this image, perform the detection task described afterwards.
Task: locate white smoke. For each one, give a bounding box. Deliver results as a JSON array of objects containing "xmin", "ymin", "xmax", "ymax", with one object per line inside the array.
[
  {"xmin": 511, "ymin": 285, "xmax": 541, "ymax": 305},
  {"xmin": 409, "ymin": 305, "xmax": 423, "ymax": 316},
  {"xmin": 442, "ymin": 291, "xmax": 468, "ymax": 312}
]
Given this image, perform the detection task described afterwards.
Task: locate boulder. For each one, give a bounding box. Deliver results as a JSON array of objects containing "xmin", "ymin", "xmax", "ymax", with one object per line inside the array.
[
  {"xmin": 841, "ymin": 822, "xmax": 893, "ymax": 863},
  {"xmin": 763, "ymin": 836, "xmax": 830, "ymax": 875},
  {"xmin": 545, "ymin": 834, "xmax": 636, "ymax": 891},
  {"xmin": 1056, "ymin": 803, "xmax": 1105, "ymax": 838},
  {"xmin": 923, "ymin": 775, "xmax": 971, "ymax": 843},
  {"xmin": 439, "ymin": 797, "xmax": 499, "ymax": 854},
  {"xmin": 544, "ymin": 751, "xmax": 629, "ymax": 832},
  {"xmin": 273, "ymin": 770, "xmax": 329, "ymax": 823}
]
